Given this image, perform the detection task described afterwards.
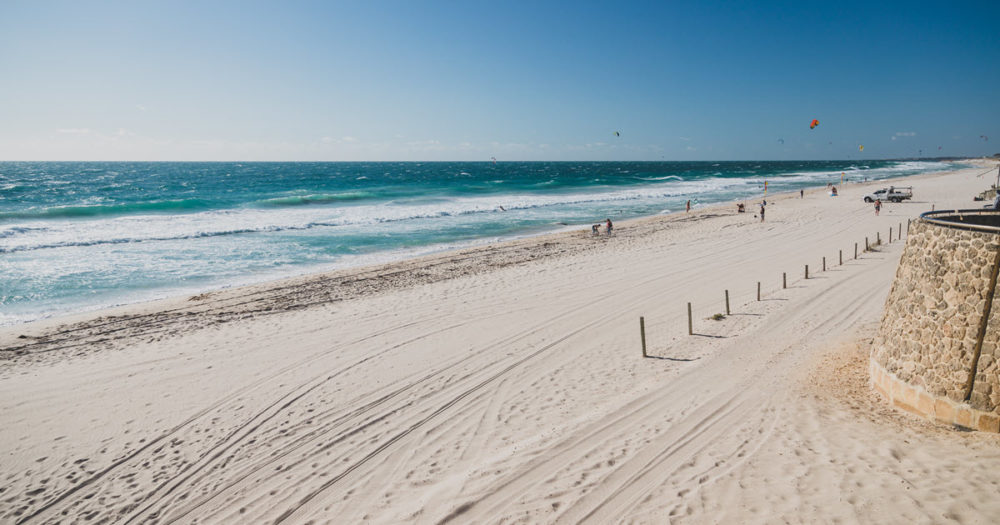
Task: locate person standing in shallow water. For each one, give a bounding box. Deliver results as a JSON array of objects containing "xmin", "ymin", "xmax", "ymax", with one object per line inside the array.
[{"xmin": 686, "ymin": 200, "xmax": 691, "ymax": 213}]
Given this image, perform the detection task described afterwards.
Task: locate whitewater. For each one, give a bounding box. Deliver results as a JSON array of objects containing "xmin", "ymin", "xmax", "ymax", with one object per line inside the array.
[{"xmin": 0, "ymin": 160, "xmax": 966, "ymax": 325}]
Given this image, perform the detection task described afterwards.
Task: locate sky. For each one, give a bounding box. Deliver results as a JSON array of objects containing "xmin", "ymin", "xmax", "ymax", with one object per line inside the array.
[{"xmin": 1, "ymin": 0, "xmax": 998, "ymax": 161}]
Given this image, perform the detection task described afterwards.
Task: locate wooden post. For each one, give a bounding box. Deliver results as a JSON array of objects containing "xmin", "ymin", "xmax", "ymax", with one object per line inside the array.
[
  {"xmin": 839, "ymin": 249, "xmax": 843, "ymax": 265},
  {"xmin": 877, "ymin": 232, "xmax": 880, "ymax": 245},
  {"xmin": 865, "ymin": 237, "xmax": 869, "ymax": 251},
  {"xmin": 823, "ymin": 257, "xmax": 826, "ymax": 272},
  {"xmin": 932, "ymin": 204, "xmax": 935, "ymax": 211},
  {"xmin": 899, "ymin": 222, "xmax": 902, "ymax": 239},
  {"xmin": 889, "ymin": 228, "xmax": 892, "ymax": 243},
  {"xmin": 805, "ymin": 264, "xmax": 809, "ymax": 279},
  {"xmin": 725, "ymin": 290, "xmax": 730, "ymax": 315},
  {"xmin": 640, "ymin": 316, "xmax": 647, "ymax": 358},
  {"xmin": 687, "ymin": 303, "xmax": 693, "ymax": 335},
  {"xmin": 783, "ymin": 272, "xmax": 786, "ymax": 289},
  {"xmin": 855, "ymin": 243, "xmax": 858, "ymax": 259},
  {"xmin": 757, "ymin": 281, "xmax": 761, "ymax": 301}
]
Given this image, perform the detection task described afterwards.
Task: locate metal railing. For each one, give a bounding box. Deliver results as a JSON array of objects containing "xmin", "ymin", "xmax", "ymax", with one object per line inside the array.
[{"xmin": 919, "ymin": 209, "xmax": 1000, "ymax": 233}]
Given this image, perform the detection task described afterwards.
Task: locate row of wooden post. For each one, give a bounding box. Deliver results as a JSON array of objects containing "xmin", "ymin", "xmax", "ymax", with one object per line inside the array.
[{"xmin": 657, "ymin": 221, "xmax": 907, "ymax": 356}]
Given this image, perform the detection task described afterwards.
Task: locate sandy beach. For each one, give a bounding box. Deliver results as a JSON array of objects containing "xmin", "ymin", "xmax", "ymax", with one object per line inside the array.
[{"xmin": 2, "ymin": 161, "xmax": 999, "ymax": 524}]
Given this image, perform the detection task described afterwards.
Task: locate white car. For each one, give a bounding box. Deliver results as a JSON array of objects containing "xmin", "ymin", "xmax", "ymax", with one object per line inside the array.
[{"xmin": 864, "ymin": 186, "xmax": 912, "ymax": 203}]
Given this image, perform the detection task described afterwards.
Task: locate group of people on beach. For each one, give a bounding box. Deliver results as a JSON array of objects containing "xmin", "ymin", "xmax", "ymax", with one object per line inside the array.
[
  {"xmin": 736, "ymin": 200, "xmax": 764, "ymax": 221},
  {"xmin": 595, "ymin": 177, "xmax": 898, "ymax": 235},
  {"xmin": 591, "ymin": 218, "xmax": 613, "ymax": 236}
]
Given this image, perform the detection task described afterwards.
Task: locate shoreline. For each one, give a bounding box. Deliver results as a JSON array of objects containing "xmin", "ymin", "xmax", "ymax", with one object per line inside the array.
[
  {"xmin": 1, "ymin": 159, "xmax": 991, "ymax": 362},
  {"xmin": 2, "ymin": 159, "xmax": 998, "ymax": 523},
  {"xmin": 0, "ymin": 161, "xmax": 970, "ymax": 330}
]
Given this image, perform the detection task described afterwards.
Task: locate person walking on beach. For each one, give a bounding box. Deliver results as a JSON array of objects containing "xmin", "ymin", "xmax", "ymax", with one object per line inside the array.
[
  {"xmin": 606, "ymin": 218, "xmax": 613, "ymax": 236},
  {"xmin": 874, "ymin": 198, "xmax": 881, "ymax": 216},
  {"xmin": 800, "ymin": 189, "xmax": 804, "ymax": 198},
  {"xmin": 759, "ymin": 203, "xmax": 765, "ymax": 222},
  {"xmin": 686, "ymin": 200, "xmax": 691, "ymax": 213}
]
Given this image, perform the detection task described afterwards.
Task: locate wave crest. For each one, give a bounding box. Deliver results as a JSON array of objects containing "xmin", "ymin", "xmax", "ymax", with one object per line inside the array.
[
  {"xmin": 253, "ymin": 192, "xmax": 375, "ymax": 207},
  {"xmin": 0, "ymin": 199, "xmax": 210, "ymax": 221}
]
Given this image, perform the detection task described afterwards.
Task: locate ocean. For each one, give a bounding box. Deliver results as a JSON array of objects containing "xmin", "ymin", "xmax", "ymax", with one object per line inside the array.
[{"xmin": 0, "ymin": 160, "xmax": 965, "ymax": 326}]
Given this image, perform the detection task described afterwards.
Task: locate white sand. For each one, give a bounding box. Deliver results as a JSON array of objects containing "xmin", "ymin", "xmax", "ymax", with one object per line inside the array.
[{"xmin": 2, "ymin": 161, "xmax": 999, "ymax": 524}]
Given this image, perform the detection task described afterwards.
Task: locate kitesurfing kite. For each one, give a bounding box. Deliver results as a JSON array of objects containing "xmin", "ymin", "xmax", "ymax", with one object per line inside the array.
[
  {"xmin": 491, "ymin": 156, "xmax": 497, "ymax": 164},
  {"xmin": 859, "ymin": 144, "xmax": 864, "ymax": 151},
  {"xmin": 614, "ymin": 131, "xmax": 621, "ymax": 137},
  {"xmin": 981, "ymin": 135, "xmax": 989, "ymax": 141},
  {"xmin": 809, "ymin": 119, "xmax": 819, "ymax": 129},
  {"xmin": 777, "ymin": 138, "xmax": 784, "ymax": 144}
]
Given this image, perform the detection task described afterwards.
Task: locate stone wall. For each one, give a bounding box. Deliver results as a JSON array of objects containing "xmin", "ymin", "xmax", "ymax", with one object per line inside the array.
[{"xmin": 870, "ymin": 213, "xmax": 1000, "ymax": 432}]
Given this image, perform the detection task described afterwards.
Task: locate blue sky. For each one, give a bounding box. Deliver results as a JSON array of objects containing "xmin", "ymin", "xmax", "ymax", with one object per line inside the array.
[{"xmin": 1, "ymin": 0, "xmax": 998, "ymax": 161}]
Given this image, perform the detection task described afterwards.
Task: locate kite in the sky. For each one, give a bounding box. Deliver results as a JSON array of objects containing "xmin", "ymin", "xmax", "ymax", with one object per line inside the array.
[
  {"xmin": 810, "ymin": 119, "xmax": 819, "ymax": 129},
  {"xmin": 614, "ymin": 131, "xmax": 621, "ymax": 137},
  {"xmin": 777, "ymin": 138, "xmax": 784, "ymax": 144},
  {"xmin": 981, "ymin": 135, "xmax": 989, "ymax": 141},
  {"xmin": 938, "ymin": 146, "xmax": 942, "ymax": 150},
  {"xmin": 859, "ymin": 144, "xmax": 864, "ymax": 151}
]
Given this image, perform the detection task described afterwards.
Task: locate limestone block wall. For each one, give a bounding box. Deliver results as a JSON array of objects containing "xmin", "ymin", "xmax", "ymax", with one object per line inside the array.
[
  {"xmin": 972, "ymin": 276, "xmax": 1000, "ymax": 411},
  {"xmin": 870, "ymin": 213, "xmax": 1000, "ymax": 432}
]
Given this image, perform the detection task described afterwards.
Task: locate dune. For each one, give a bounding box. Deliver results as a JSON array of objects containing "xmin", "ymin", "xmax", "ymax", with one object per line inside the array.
[{"xmin": 2, "ymin": 160, "xmax": 999, "ymax": 524}]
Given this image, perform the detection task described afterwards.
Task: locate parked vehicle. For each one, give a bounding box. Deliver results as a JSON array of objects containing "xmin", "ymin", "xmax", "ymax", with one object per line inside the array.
[
  {"xmin": 985, "ymin": 194, "xmax": 1000, "ymax": 210},
  {"xmin": 863, "ymin": 186, "xmax": 912, "ymax": 203}
]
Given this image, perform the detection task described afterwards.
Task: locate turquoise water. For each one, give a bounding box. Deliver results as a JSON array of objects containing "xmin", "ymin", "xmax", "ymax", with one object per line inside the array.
[{"xmin": 0, "ymin": 160, "xmax": 964, "ymax": 325}]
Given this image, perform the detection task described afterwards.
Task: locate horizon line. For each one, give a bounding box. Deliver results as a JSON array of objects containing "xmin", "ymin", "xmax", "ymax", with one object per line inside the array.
[{"xmin": 0, "ymin": 157, "xmax": 980, "ymax": 163}]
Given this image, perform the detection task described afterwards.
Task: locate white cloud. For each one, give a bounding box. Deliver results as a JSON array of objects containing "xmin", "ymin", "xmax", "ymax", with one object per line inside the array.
[
  {"xmin": 686, "ymin": 145, "xmax": 696, "ymax": 151},
  {"xmin": 894, "ymin": 131, "xmax": 916, "ymax": 137},
  {"xmin": 318, "ymin": 136, "xmax": 361, "ymax": 145},
  {"xmin": 56, "ymin": 128, "xmax": 91, "ymax": 134},
  {"xmin": 135, "ymin": 104, "xmax": 147, "ymax": 112},
  {"xmin": 678, "ymin": 136, "xmax": 692, "ymax": 141}
]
